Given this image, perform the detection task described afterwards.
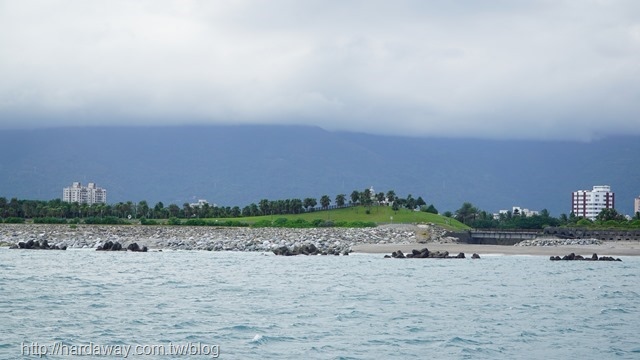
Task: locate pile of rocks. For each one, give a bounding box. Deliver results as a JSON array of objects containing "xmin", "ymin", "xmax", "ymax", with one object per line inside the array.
[
  {"xmin": 383, "ymin": 248, "xmax": 480, "ymax": 259},
  {"xmin": 10, "ymin": 239, "xmax": 66, "ymax": 250},
  {"xmin": 272, "ymin": 243, "xmax": 350, "ymax": 256},
  {"xmin": 550, "ymin": 253, "xmax": 621, "ymax": 261},
  {"xmin": 95, "ymin": 241, "xmax": 148, "ymax": 252},
  {"xmin": 515, "ymin": 238, "xmax": 602, "ymax": 247},
  {"xmin": 0, "ymin": 223, "xmax": 422, "ymax": 254}
]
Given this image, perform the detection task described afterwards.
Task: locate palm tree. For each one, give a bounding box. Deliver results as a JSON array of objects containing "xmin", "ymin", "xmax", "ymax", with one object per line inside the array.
[
  {"xmin": 259, "ymin": 199, "xmax": 270, "ymax": 216},
  {"xmin": 168, "ymin": 204, "xmax": 180, "ymax": 218},
  {"xmin": 290, "ymin": 199, "xmax": 303, "ymax": 214},
  {"xmin": 350, "ymin": 191, "xmax": 360, "ymax": 205},
  {"xmin": 320, "ymin": 195, "xmax": 331, "ymax": 209},
  {"xmin": 335, "ymin": 194, "xmax": 346, "ymax": 207},
  {"xmin": 137, "ymin": 200, "xmax": 150, "ymax": 219},
  {"xmin": 406, "ymin": 194, "xmax": 416, "ymax": 210},
  {"xmin": 386, "ymin": 190, "xmax": 396, "ymax": 205},
  {"xmin": 455, "ymin": 202, "xmax": 478, "ymax": 225},
  {"xmin": 153, "ymin": 202, "xmax": 165, "ymax": 218},
  {"xmin": 303, "ymin": 198, "xmax": 317, "ymax": 212},
  {"xmin": 362, "ymin": 188, "xmax": 372, "ymax": 202},
  {"xmin": 183, "ymin": 203, "xmax": 193, "ymax": 218}
]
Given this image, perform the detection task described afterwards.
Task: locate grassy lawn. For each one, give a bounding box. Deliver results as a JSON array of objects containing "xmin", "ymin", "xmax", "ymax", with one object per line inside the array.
[{"xmin": 210, "ymin": 206, "xmax": 470, "ymax": 231}]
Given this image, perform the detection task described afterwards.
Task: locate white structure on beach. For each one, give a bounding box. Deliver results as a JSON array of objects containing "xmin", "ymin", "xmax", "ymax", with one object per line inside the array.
[
  {"xmin": 572, "ymin": 185, "xmax": 614, "ymax": 220},
  {"xmin": 62, "ymin": 182, "xmax": 107, "ymax": 205}
]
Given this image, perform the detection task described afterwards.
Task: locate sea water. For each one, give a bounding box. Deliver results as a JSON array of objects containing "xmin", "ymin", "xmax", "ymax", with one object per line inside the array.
[{"xmin": 1, "ymin": 249, "xmax": 639, "ymax": 359}]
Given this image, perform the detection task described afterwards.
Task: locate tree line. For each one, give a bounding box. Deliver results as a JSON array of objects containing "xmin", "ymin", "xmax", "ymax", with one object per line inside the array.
[
  {"xmin": 0, "ymin": 188, "xmax": 439, "ymax": 222},
  {"xmin": 451, "ymin": 202, "xmax": 640, "ymax": 230}
]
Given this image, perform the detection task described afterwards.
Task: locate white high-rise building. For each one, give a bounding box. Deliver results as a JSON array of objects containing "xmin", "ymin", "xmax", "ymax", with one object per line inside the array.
[
  {"xmin": 571, "ymin": 185, "xmax": 614, "ymax": 220},
  {"xmin": 634, "ymin": 196, "xmax": 640, "ymax": 215},
  {"xmin": 63, "ymin": 182, "xmax": 107, "ymax": 205}
]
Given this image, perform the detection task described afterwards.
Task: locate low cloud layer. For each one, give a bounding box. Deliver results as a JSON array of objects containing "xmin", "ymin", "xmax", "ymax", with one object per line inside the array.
[{"xmin": 1, "ymin": 0, "xmax": 639, "ymax": 140}]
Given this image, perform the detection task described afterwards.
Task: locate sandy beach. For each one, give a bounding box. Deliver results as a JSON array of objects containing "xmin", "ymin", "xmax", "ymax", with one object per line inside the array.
[{"xmin": 351, "ymin": 241, "xmax": 640, "ymax": 257}]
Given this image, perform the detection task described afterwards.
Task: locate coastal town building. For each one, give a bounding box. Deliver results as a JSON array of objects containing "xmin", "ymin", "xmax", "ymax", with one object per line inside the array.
[
  {"xmin": 635, "ymin": 196, "xmax": 640, "ymax": 215},
  {"xmin": 572, "ymin": 185, "xmax": 614, "ymax": 220},
  {"xmin": 62, "ymin": 182, "xmax": 107, "ymax": 205},
  {"xmin": 494, "ymin": 206, "xmax": 539, "ymax": 219},
  {"xmin": 189, "ymin": 199, "xmax": 214, "ymax": 208}
]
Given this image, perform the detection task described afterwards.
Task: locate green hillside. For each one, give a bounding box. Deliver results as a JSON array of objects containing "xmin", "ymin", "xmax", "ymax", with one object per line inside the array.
[{"xmin": 214, "ymin": 206, "xmax": 470, "ymax": 231}]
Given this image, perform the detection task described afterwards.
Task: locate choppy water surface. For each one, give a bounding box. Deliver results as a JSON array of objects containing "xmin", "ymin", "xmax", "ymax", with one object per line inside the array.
[{"xmin": 1, "ymin": 250, "xmax": 639, "ymax": 359}]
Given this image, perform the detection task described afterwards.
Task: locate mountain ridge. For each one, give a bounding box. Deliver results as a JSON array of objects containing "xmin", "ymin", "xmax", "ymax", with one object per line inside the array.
[{"xmin": 1, "ymin": 125, "xmax": 638, "ymax": 216}]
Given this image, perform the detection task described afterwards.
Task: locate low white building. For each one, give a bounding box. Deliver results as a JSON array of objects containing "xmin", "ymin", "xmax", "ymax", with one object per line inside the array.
[
  {"xmin": 62, "ymin": 182, "xmax": 107, "ymax": 205},
  {"xmin": 190, "ymin": 199, "xmax": 212, "ymax": 208},
  {"xmin": 494, "ymin": 206, "xmax": 539, "ymax": 219},
  {"xmin": 572, "ymin": 185, "xmax": 615, "ymax": 220}
]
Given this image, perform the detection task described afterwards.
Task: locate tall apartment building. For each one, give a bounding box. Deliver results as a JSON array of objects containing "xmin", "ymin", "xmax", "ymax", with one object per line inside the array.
[
  {"xmin": 62, "ymin": 182, "xmax": 107, "ymax": 205},
  {"xmin": 635, "ymin": 196, "xmax": 640, "ymax": 215},
  {"xmin": 571, "ymin": 185, "xmax": 614, "ymax": 220}
]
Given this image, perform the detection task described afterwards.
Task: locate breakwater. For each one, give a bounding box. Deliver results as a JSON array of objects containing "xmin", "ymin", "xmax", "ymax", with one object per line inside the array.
[
  {"xmin": 543, "ymin": 227, "xmax": 640, "ymax": 241},
  {"xmin": 0, "ymin": 224, "xmax": 421, "ymax": 254}
]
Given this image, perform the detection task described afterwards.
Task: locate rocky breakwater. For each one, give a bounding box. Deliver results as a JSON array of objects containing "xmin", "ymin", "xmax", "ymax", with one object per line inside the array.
[
  {"xmin": 96, "ymin": 241, "xmax": 148, "ymax": 252},
  {"xmin": 550, "ymin": 253, "xmax": 621, "ymax": 261},
  {"xmin": 0, "ymin": 224, "xmax": 420, "ymax": 253},
  {"xmin": 272, "ymin": 243, "xmax": 350, "ymax": 256},
  {"xmin": 10, "ymin": 239, "xmax": 67, "ymax": 250},
  {"xmin": 383, "ymin": 247, "xmax": 481, "ymax": 259}
]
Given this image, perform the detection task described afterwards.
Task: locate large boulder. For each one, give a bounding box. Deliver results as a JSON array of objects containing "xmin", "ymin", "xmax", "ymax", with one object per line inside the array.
[
  {"xmin": 97, "ymin": 241, "xmax": 123, "ymax": 251},
  {"xmin": 127, "ymin": 243, "xmax": 140, "ymax": 252}
]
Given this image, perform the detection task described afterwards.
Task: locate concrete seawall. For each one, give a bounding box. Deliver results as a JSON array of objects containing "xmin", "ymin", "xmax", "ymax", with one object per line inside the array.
[{"xmin": 543, "ymin": 227, "xmax": 640, "ymax": 242}]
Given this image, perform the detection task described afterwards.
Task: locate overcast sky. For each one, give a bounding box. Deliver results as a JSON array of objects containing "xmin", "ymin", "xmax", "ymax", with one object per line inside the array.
[{"xmin": 1, "ymin": 0, "xmax": 639, "ymax": 140}]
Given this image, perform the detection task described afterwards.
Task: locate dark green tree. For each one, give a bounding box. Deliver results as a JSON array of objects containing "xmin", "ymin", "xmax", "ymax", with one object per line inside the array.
[
  {"xmin": 230, "ymin": 206, "xmax": 241, "ymax": 217},
  {"xmin": 391, "ymin": 202, "xmax": 400, "ymax": 212},
  {"xmin": 259, "ymin": 199, "xmax": 270, "ymax": 216},
  {"xmin": 596, "ymin": 208, "xmax": 624, "ymax": 222},
  {"xmin": 455, "ymin": 202, "xmax": 478, "ymax": 225},
  {"xmin": 350, "ymin": 191, "xmax": 360, "ymax": 205},
  {"xmin": 303, "ymin": 198, "xmax": 317, "ymax": 211},
  {"xmin": 320, "ymin": 195, "xmax": 331, "ymax": 209},
  {"xmin": 425, "ymin": 204, "xmax": 438, "ymax": 214},
  {"xmin": 168, "ymin": 204, "xmax": 180, "ymax": 218},
  {"xmin": 153, "ymin": 202, "xmax": 165, "ymax": 219},
  {"xmin": 406, "ymin": 194, "xmax": 416, "ymax": 210},
  {"xmin": 386, "ymin": 190, "xmax": 396, "ymax": 205}
]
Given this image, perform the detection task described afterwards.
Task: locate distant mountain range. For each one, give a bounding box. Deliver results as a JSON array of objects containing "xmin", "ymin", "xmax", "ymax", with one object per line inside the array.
[{"xmin": 1, "ymin": 125, "xmax": 639, "ymax": 216}]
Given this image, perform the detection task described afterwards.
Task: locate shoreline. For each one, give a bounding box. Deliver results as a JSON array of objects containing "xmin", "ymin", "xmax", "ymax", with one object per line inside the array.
[
  {"xmin": 2, "ymin": 223, "xmax": 640, "ymax": 257},
  {"xmin": 351, "ymin": 241, "xmax": 640, "ymax": 257}
]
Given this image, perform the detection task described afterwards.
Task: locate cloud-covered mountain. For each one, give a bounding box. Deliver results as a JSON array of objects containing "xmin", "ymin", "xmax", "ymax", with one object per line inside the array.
[
  {"xmin": 1, "ymin": 125, "xmax": 638, "ymax": 216},
  {"xmin": 2, "ymin": 1, "xmax": 639, "ymax": 140}
]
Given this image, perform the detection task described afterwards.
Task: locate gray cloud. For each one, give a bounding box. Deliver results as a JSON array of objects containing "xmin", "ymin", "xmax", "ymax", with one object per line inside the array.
[{"xmin": 1, "ymin": 0, "xmax": 639, "ymax": 140}]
